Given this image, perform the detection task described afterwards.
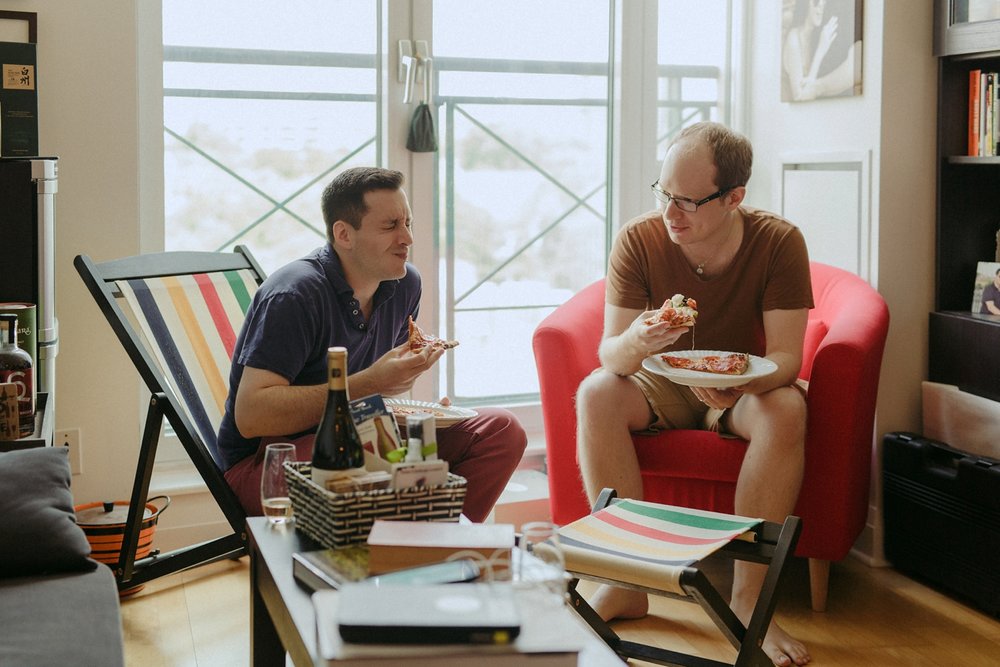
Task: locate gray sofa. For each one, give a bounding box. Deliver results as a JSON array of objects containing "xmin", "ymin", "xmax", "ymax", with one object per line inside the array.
[{"xmin": 0, "ymin": 447, "xmax": 124, "ymax": 666}]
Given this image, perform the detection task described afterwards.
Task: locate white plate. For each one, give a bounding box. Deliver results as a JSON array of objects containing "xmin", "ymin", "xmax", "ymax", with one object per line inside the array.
[
  {"xmin": 641, "ymin": 350, "xmax": 778, "ymax": 389},
  {"xmin": 383, "ymin": 398, "xmax": 478, "ymax": 428}
]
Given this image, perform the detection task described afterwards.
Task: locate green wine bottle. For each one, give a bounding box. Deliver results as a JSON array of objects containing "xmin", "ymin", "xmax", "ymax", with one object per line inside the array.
[{"xmin": 311, "ymin": 347, "xmax": 366, "ymax": 489}]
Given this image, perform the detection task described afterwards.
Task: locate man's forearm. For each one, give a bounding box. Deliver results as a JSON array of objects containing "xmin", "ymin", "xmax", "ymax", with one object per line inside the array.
[
  {"xmin": 743, "ymin": 350, "xmax": 802, "ymax": 396},
  {"xmin": 236, "ymin": 383, "xmax": 327, "ymax": 438},
  {"xmin": 598, "ymin": 335, "xmax": 646, "ymax": 377}
]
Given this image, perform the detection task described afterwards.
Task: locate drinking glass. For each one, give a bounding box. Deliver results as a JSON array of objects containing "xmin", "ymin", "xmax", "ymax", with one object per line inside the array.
[
  {"xmin": 260, "ymin": 443, "xmax": 295, "ymax": 524},
  {"xmin": 518, "ymin": 521, "xmax": 568, "ymax": 606}
]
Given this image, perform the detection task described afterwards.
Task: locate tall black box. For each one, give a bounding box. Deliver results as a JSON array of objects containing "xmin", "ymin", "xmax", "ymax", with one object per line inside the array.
[
  {"xmin": 0, "ymin": 40, "xmax": 38, "ymax": 157},
  {"xmin": 883, "ymin": 432, "xmax": 1000, "ymax": 616}
]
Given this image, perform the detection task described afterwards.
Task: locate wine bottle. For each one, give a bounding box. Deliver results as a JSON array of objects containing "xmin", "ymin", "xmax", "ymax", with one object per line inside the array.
[
  {"xmin": 0, "ymin": 314, "xmax": 34, "ymax": 437},
  {"xmin": 311, "ymin": 347, "xmax": 366, "ymax": 489}
]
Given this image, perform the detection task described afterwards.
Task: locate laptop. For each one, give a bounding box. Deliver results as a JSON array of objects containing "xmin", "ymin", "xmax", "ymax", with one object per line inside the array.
[{"xmin": 336, "ymin": 582, "xmax": 521, "ymax": 645}]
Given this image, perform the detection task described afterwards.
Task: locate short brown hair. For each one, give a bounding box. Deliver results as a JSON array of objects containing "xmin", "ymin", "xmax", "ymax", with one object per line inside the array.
[
  {"xmin": 321, "ymin": 167, "xmax": 405, "ymax": 241},
  {"xmin": 671, "ymin": 122, "xmax": 753, "ymax": 190}
]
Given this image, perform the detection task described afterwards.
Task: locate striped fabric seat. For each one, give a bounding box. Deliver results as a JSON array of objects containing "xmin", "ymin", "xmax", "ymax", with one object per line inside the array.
[
  {"xmin": 116, "ymin": 269, "xmax": 258, "ymax": 465},
  {"xmin": 558, "ymin": 499, "xmax": 761, "ymax": 594}
]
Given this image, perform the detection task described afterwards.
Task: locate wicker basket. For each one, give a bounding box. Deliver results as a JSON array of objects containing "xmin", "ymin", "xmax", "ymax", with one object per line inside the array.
[{"xmin": 283, "ymin": 461, "xmax": 467, "ymax": 548}]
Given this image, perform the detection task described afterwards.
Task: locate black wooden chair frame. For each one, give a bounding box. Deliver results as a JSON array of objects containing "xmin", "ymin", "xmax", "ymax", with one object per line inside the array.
[
  {"xmin": 567, "ymin": 488, "xmax": 802, "ymax": 667},
  {"xmin": 74, "ymin": 246, "xmax": 265, "ymax": 591}
]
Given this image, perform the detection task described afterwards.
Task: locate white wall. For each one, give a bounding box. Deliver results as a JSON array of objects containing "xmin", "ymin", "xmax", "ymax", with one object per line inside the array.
[
  {"xmin": 16, "ymin": 1, "xmax": 145, "ymax": 508},
  {"xmin": 747, "ymin": 1, "xmax": 937, "ymax": 563},
  {"xmin": 11, "ymin": 0, "xmax": 937, "ymax": 561}
]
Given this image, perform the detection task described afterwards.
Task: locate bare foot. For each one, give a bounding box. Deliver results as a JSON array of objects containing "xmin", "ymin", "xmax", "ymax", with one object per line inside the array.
[
  {"xmin": 589, "ymin": 584, "xmax": 648, "ymax": 621},
  {"xmin": 732, "ymin": 599, "xmax": 811, "ymax": 666},
  {"xmin": 757, "ymin": 620, "xmax": 811, "ymax": 666}
]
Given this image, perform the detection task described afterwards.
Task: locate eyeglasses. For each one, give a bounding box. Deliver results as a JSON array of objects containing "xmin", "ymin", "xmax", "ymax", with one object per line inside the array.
[{"xmin": 650, "ymin": 181, "xmax": 729, "ymax": 213}]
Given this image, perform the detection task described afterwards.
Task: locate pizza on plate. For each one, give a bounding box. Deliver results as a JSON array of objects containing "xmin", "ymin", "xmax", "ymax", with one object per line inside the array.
[
  {"xmin": 660, "ymin": 352, "xmax": 750, "ymax": 375},
  {"xmin": 644, "ymin": 294, "xmax": 698, "ymax": 328},
  {"xmin": 387, "ymin": 405, "xmax": 448, "ymax": 418},
  {"xmin": 408, "ymin": 316, "xmax": 459, "ymax": 353}
]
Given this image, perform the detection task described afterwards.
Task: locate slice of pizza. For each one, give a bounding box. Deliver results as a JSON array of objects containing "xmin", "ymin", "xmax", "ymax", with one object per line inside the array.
[
  {"xmin": 407, "ymin": 316, "xmax": 460, "ymax": 353},
  {"xmin": 661, "ymin": 352, "xmax": 750, "ymax": 375},
  {"xmin": 644, "ymin": 294, "xmax": 698, "ymax": 328}
]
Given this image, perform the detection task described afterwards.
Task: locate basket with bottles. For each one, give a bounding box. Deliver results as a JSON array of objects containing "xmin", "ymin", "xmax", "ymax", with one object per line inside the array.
[
  {"xmin": 283, "ymin": 347, "xmax": 466, "ymax": 549},
  {"xmin": 284, "ymin": 461, "xmax": 466, "ymax": 549}
]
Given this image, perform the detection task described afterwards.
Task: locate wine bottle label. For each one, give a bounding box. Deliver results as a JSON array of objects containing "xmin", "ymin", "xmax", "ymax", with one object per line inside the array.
[
  {"xmin": 0, "ymin": 382, "xmax": 19, "ymax": 439},
  {"xmin": 0, "ymin": 370, "xmax": 33, "ymax": 435}
]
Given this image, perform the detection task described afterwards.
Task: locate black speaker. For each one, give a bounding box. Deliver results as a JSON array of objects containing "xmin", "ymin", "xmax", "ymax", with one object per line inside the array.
[{"xmin": 883, "ymin": 431, "xmax": 1000, "ymax": 616}]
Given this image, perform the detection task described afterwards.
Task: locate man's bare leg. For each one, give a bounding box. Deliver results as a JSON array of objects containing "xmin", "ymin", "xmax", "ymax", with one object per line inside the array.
[
  {"xmin": 728, "ymin": 387, "xmax": 811, "ymax": 667},
  {"xmin": 576, "ymin": 370, "xmax": 653, "ymax": 621}
]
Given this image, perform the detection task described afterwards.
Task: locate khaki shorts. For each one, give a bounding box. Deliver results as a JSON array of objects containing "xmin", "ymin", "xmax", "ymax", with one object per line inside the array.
[{"xmin": 629, "ymin": 366, "xmax": 732, "ymax": 436}]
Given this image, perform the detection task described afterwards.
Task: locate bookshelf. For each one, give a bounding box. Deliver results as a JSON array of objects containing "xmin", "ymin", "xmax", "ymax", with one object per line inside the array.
[{"xmin": 931, "ymin": 2, "xmax": 1000, "ymax": 403}]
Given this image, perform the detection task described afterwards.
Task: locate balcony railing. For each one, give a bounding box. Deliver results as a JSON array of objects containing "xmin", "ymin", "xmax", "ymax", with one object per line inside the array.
[{"xmin": 163, "ymin": 45, "xmax": 720, "ymax": 402}]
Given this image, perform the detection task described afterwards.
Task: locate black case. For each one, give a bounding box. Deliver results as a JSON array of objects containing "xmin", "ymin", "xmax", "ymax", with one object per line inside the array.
[{"xmin": 883, "ymin": 432, "xmax": 1000, "ymax": 616}]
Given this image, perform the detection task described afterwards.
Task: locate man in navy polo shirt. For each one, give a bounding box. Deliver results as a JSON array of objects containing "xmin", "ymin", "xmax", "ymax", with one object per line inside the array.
[{"xmin": 218, "ymin": 167, "xmax": 526, "ymax": 521}]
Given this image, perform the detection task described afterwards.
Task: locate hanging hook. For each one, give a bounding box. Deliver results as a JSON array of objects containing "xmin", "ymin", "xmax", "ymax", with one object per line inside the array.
[
  {"xmin": 401, "ymin": 54, "xmax": 416, "ymax": 104},
  {"xmin": 422, "ymin": 57, "xmax": 433, "ymax": 104}
]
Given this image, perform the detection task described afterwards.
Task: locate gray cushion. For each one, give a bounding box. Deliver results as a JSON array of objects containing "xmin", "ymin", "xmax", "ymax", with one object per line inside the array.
[
  {"xmin": 0, "ymin": 447, "xmax": 95, "ymax": 576},
  {"xmin": 0, "ymin": 565, "xmax": 124, "ymax": 666}
]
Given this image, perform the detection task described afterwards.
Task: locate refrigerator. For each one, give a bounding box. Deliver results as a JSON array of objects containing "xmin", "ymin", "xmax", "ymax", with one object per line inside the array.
[{"xmin": 0, "ymin": 157, "xmax": 58, "ymax": 404}]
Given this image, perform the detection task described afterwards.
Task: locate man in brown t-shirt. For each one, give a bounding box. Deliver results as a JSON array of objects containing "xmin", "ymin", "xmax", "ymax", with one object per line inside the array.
[{"xmin": 577, "ymin": 122, "xmax": 813, "ymax": 667}]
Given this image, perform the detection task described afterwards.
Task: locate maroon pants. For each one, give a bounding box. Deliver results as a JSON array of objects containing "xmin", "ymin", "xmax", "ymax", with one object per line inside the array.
[{"xmin": 224, "ymin": 407, "xmax": 526, "ymax": 522}]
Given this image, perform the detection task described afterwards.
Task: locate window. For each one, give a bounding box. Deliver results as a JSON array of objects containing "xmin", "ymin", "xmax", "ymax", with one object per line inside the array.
[{"xmin": 161, "ymin": 0, "xmax": 739, "ymax": 407}]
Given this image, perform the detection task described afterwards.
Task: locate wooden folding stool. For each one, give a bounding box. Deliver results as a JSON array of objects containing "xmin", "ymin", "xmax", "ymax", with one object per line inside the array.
[{"xmin": 560, "ymin": 488, "xmax": 802, "ymax": 667}]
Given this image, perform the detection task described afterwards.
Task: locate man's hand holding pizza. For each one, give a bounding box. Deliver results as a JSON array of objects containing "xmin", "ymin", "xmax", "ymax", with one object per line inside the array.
[
  {"xmin": 357, "ymin": 340, "xmax": 445, "ymax": 397},
  {"xmin": 626, "ymin": 312, "xmax": 691, "ymax": 359}
]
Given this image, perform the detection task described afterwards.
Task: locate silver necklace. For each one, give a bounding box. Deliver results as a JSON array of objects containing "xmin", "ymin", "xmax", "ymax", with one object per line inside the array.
[{"xmin": 691, "ymin": 222, "xmax": 736, "ymax": 276}]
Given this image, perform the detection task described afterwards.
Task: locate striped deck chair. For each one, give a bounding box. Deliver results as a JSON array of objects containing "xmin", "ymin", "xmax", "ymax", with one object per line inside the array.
[
  {"xmin": 561, "ymin": 488, "xmax": 802, "ymax": 667},
  {"xmin": 74, "ymin": 246, "xmax": 265, "ymax": 591}
]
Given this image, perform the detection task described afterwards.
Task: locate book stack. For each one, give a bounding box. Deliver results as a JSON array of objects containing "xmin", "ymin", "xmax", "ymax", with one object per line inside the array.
[
  {"xmin": 968, "ymin": 68, "xmax": 1000, "ymax": 157},
  {"xmin": 366, "ymin": 519, "xmax": 514, "ymax": 575},
  {"xmin": 314, "ymin": 585, "xmax": 582, "ymax": 666}
]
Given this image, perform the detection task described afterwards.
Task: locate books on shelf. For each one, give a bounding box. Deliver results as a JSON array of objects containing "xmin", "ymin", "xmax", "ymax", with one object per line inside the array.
[
  {"xmin": 968, "ymin": 68, "xmax": 1000, "ymax": 157},
  {"xmin": 366, "ymin": 519, "xmax": 514, "ymax": 575}
]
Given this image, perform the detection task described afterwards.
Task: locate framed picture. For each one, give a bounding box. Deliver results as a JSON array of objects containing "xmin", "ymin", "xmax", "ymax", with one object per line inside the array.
[
  {"xmin": 972, "ymin": 261, "xmax": 1000, "ymax": 314},
  {"xmin": 781, "ymin": 0, "xmax": 863, "ymax": 102}
]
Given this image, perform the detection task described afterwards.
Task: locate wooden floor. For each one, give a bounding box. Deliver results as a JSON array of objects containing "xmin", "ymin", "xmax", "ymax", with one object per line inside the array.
[{"xmin": 119, "ymin": 554, "xmax": 1000, "ymax": 666}]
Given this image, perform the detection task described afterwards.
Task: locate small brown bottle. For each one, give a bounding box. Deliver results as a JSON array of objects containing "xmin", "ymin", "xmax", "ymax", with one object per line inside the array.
[{"xmin": 0, "ymin": 314, "xmax": 34, "ymax": 437}]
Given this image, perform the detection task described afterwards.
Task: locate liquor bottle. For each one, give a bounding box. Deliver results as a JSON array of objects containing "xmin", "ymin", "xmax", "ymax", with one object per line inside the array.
[
  {"xmin": 0, "ymin": 314, "xmax": 34, "ymax": 437},
  {"xmin": 311, "ymin": 347, "xmax": 366, "ymax": 489},
  {"xmin": 404, "ymin": 414, "xmax": 424, "ymax": 463}
]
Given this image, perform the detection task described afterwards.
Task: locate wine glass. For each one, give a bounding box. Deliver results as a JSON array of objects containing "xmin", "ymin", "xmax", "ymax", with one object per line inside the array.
[
  {"xmin": 261, "ymin": 443, "xmax": 296, "ymax": 524},
  {"xmin": 518, "ymin": 521, "xmax": 568, "ymax": 606}
]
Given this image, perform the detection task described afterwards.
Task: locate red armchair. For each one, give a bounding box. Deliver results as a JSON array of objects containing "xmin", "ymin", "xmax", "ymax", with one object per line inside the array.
[{"xmin": 532, "ymin": 262, "xmax": 889, "ymax": 611}]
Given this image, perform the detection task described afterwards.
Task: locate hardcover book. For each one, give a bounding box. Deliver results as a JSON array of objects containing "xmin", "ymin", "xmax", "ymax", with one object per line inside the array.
[
  {"xmin": 292, "ymin": 545, "xmax": 369, "ymax": 593},
  {"xmin": 970, "ymin": 68, "xmax": 982, "ymax": 156},
  {"xmin": 366, "ymin": 520, "xmax": 514, "ymax": 575},
  {"xmin": 0, "ymin": 40, "xmax": 38, "ymax": 157}
]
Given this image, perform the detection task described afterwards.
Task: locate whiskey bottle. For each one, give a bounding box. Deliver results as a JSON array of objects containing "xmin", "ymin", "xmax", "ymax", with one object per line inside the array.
[{"xmin": 0, "ymin": 314, "xmax": 34, "ymax": 437}]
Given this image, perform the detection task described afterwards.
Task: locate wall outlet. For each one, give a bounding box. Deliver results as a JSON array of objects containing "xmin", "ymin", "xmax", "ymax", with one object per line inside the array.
[{"xmin": 55, "ymin": 428, "xmax": 82, "ymax": 475}]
